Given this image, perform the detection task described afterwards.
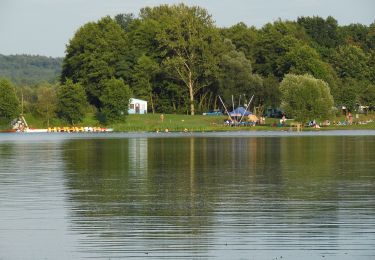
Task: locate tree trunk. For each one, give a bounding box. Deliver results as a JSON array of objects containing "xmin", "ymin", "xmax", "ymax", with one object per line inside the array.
[
  {"xmin": 188, "ymin": 75, "xmax": 195, "ymax": 115},
  {"xmin": 46, "ymin": 104, "xmax": 49, "ymax": 128},
  {"xmin": 150, "ymin": 93, "xmax": 155, "ymax": 114}
]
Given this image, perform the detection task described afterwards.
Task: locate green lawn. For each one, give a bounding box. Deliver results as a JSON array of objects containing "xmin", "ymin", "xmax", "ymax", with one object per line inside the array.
[
  {"xmin": 108, "ymin": 113, "xmax": 375, "ymax": 132},
  {"xmin": 1, "ymin": 112, "xmax": 374, "ymax": 132},
  {"xmin": 112, "ymin": 113, "xmax": 227, "ymax": 132}
]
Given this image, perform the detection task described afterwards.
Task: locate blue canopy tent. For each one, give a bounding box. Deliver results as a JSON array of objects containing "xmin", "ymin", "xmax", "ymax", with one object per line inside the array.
[{"xmin": 229, "ymin": 107, "xmax": 252, "ymax": 117}]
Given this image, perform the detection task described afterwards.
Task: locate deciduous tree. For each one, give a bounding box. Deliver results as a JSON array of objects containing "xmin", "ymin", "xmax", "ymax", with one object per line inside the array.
[
  {"xmin": 280, "ymin": 74, "xmax": 334, "ymax": 123},
  {"xmin": 0, "ymin": 78, "xmax": 20, "ymax": 120},
  {"xmin": 57, "ymin": 80, "xmax": 87, "ymax": 124},
  {"xmin": 61, "ymin": 17, "xmax": 128, "ymax": 109},
  {"xmin": 100, "ymin": 78, "xmax": 132, "ymax": 123},
  {"xmin": 140, "ymin": 4, "xmax": 222, "ymax": 115}
]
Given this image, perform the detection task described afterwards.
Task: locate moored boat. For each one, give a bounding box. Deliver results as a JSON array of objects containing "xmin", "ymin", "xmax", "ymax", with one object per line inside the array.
[
  {"xmin": 0, "ymin": 129, "xmax": 17, "ymax": 133},
  {"xmin": 24, "ymin": 128, "xmax": 48, "ymax": 133}
]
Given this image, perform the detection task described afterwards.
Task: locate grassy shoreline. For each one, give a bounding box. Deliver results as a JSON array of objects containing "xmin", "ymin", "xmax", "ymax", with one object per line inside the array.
[{"xmin": 1, "ymin": 113, "xmax": 375, "ymax": 132}]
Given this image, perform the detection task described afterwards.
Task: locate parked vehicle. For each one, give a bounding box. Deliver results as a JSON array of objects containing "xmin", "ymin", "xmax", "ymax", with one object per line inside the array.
[
  {"xmin": 263, "ymin": 108, "xmax": 284, "ymax": 118},
  {"xmin": 203, "ymin": 110, "xmax": 223, "ymax": 116}
]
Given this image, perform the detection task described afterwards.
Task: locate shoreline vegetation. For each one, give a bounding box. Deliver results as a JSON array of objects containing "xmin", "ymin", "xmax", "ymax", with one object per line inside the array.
[{"xmin": 1, "ymin": 113, "xmax": 374, "ymax": 132}]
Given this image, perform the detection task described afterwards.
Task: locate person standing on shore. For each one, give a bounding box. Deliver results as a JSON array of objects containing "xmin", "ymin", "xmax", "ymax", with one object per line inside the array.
[{"xmin": 348, "ymin": 112, "xmax": 353, "ymax": 125}]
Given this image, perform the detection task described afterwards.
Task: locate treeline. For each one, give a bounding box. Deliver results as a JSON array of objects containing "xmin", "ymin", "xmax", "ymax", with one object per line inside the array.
[
  {"xmin": 0, "ymin": 54, "xmax": 62, "ymax": 85},
  {"xmin": 61, "ymin": 4, "xmax": 375, "ymax": 116}
]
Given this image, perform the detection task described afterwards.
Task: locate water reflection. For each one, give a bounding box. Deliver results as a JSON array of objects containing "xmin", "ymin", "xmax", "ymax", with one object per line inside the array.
[
  {"xmin": 60, "ymin": 136, "xmax": 375, "ymax": 259},
  {"xmin": 0, "ymin": 134, "xmax": 374, "ymax": 259},
  {"xmin": 129, "ymin": 138, "xmax": 148, "ymax": 174},
  {"xmin": 0, "ymin": 140, "xmax": 81, "ymax": 259}
]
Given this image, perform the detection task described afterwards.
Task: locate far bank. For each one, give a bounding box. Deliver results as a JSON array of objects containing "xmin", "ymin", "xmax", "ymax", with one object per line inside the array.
[{"xmin": 2, "ymin": 113, "xmax": 375, "ymax": 133}]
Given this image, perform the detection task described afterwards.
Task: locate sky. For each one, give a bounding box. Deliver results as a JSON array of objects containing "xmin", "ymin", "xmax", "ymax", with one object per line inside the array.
[{"xmin": 0, "ymin": 0, "xmax": 374, "ymax": 57}]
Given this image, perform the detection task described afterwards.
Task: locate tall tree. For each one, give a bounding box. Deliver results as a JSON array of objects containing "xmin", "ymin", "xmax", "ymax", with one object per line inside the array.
[
  {"xmin": 0, "ymin": 78, "xmax": 20, "ymax": 120},
  {"xmin": 280, "ymin": 74, "xmax": 334, "ymax": 123},
  {"xmin": 57, "ymin": 80, "xmax": 87, "ymax": 124},
  {"xmin": 61, "ymin": 16, "xmax": 128, "ymax": 109},
  {"xmin": 140, "ymin": 4, "xmax": 222, "ymax": 115}
]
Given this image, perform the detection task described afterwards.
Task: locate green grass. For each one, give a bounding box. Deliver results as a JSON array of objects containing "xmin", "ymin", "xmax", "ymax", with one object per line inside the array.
[
  {"xmin": 111, "ymin": 113, "xmax": 375, "ymax": 132},
  {"xmin": 113, "ymin": 113, "xmax": 235, "ymax": 132},
  {"xmin": 1, "ymin": 112, "xmax": 374, "ymax": 132}
]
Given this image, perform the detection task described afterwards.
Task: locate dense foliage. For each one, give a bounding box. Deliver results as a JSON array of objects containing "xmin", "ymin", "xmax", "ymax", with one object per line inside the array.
[
  {"xmin": 61, "ymin": 17, "xmax": 128, "ymax": 108},
  {"xmin": 100, "ymin": 78, "xmax": 132, "ymax": 123},
  {"xmin": 61, "ymin": 6, "xmax": 374, "ymax": 116},
  {"xmin": 56, "ymin": 80, "xmax": 87, "ymax": 124},
  {"xmin": 0, "ymin": 78, "xmax": 20, "ymax": 120},
  {"xmin": 0, "ymin": 54, "xmax": 62, "ymax": 85}
]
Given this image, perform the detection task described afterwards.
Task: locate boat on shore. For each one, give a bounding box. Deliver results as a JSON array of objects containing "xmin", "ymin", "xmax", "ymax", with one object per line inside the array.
[
  {"xmin": 0, "ymin": 129, "xmax": 17, "ymax": 133},
  {"xmin": 25, "ymin": 128, "xmax": 48, "ymax": 133}
]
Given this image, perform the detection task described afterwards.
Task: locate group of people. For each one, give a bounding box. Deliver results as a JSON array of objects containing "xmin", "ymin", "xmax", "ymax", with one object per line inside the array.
[
  {"xmin": 308, "ymin": 112, "xmax": 354, "ymax": 127},
  {"xmin": 11, "ymin": 117, "xmax": 28, "ymax": 132}
]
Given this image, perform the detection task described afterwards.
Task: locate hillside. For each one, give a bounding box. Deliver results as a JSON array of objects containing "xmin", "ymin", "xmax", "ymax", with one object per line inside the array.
[{"xmin": 0, "ymin": 54, "xmax": 62, "ymax": 85}]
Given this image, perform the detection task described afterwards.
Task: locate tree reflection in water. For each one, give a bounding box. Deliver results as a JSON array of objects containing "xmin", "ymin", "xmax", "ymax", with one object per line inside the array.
[{"xmin": 61, "ymin": 136, "xmax": 375, "ymax": 259}]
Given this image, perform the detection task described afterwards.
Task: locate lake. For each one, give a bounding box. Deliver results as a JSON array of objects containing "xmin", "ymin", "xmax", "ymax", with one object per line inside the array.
[{"xmin": 0, "ymin": 131, "xmax": 374, "ymax": 259}]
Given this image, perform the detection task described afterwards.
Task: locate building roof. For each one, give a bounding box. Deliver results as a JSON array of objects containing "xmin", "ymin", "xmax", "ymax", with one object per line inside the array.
[{"xmin": 130, "ymin": 98, "xmax": 147, "ymax": 103}]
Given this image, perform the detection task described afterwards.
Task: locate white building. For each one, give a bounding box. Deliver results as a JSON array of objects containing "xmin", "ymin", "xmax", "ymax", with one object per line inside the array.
[{"xmin": 128, "ymin": 98, "xmax": 147, "ymax": 114}]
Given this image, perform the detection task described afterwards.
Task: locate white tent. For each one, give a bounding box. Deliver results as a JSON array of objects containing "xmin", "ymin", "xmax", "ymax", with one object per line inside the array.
[{"xmin": 128, "ymin": 98, "xmax": 147, "ymax": 114}]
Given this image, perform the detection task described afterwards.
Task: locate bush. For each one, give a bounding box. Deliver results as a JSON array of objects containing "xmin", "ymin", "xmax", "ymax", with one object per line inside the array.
[
  {"xmin": 280, "ymin": 74, "xmax": 334, "ymax": 123},
  {"xmin": 99, "ymin": 78, "xmax": 132, "ymax": 123}
]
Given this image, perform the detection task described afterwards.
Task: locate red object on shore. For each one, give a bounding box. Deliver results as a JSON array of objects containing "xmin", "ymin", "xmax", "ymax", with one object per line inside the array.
[{"xmin": 0, "ymin": 129, "xmax": 17, "ymax": 133}]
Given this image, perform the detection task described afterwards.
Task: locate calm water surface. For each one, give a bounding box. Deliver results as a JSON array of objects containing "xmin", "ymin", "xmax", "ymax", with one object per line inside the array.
[{"xmin": 0, "ymin": 131, "xmax": 374, "ymax": 259}]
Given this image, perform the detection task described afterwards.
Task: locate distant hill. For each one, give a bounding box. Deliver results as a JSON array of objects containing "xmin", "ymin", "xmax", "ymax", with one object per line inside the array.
[{"xmin": 0, "ymin": 54, "xmax": 63, "ymax": 85}]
